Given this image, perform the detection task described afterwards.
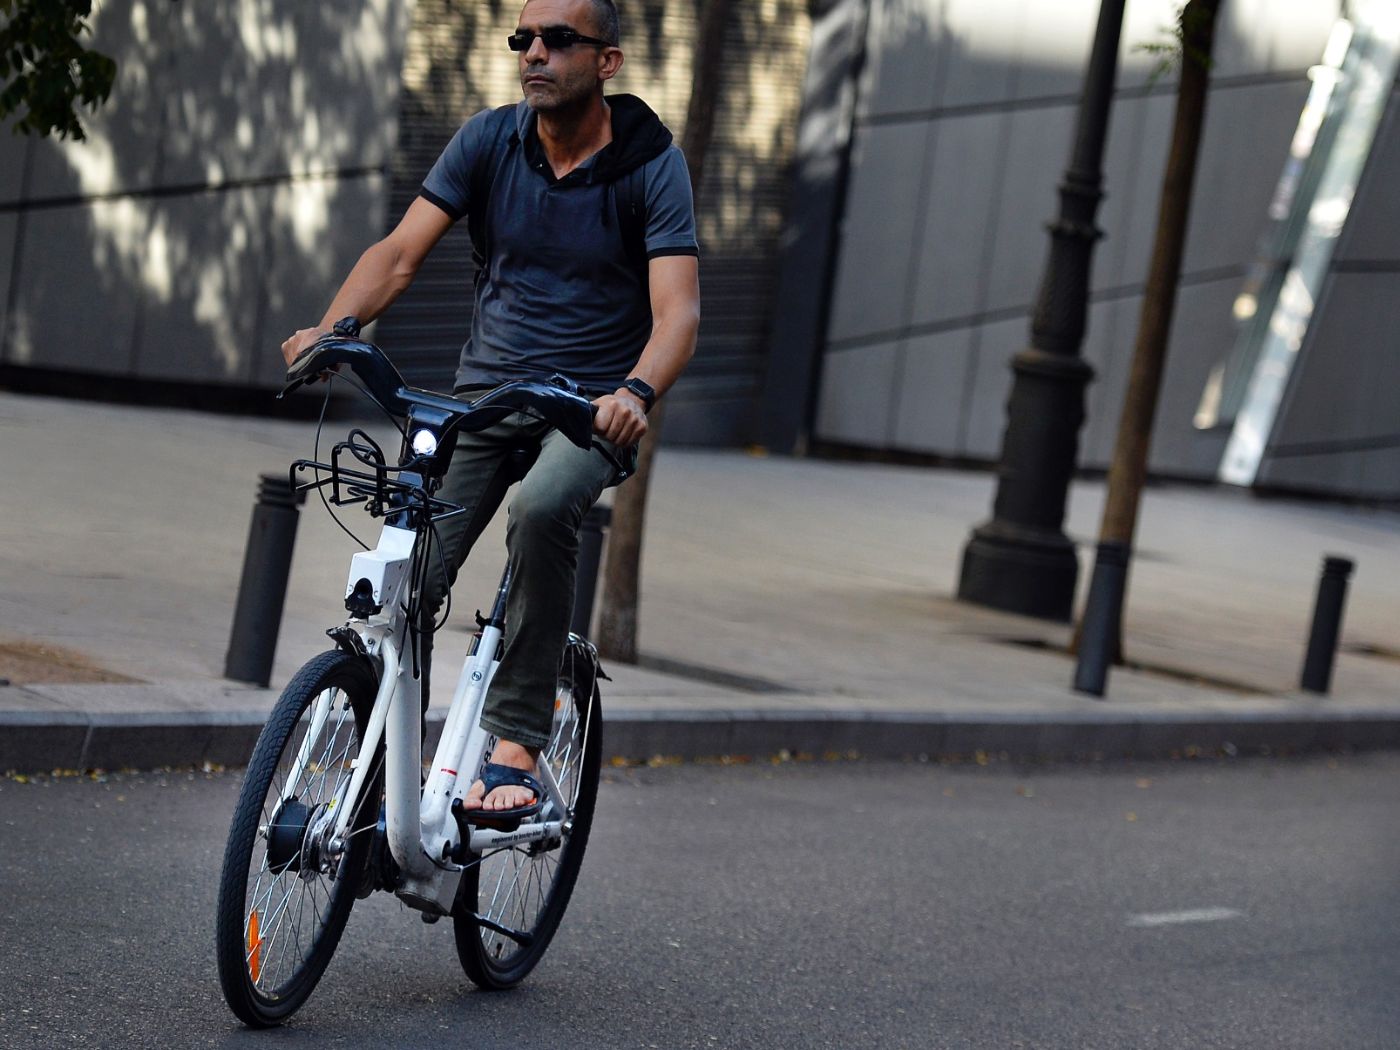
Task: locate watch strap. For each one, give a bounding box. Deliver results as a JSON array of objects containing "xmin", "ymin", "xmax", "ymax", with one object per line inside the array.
[{"xmin": 622, "ymin": 377, "xmax": 656, "ymax": 411}]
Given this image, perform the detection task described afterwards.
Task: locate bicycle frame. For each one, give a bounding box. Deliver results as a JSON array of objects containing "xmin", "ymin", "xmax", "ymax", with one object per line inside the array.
[
  {"xmin": 271, "ymin": 339, "xmax": 604, "ymax": 917},
  {"xmin": 218, "ymin": 339, "xmax": 609, "ymax": 1026},
  {"xmin": 284, "ymin": 518, "xmax": 571, "ymax": 917}
]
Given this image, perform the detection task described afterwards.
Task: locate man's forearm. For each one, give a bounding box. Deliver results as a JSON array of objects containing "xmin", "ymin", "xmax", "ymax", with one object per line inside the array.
[
  {"xmin": 592, "ymin": 303, "xmax": 697, "ymax": 445},
  {"xmin": 315, "ymin": 240, "xmax": 416, "ymax": 330},
  {"xmin": 626, "ymin": 305, "xmax": 699, "ymax": 400}
]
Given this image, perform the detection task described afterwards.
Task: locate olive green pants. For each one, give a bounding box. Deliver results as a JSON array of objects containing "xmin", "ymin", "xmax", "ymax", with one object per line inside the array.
[{"xmin": 420, "ymin": 408, "xmax": 630, "ymax": 750}]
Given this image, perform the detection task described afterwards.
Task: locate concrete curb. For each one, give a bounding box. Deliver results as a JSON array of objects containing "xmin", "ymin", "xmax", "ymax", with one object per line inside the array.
[
  {"xmin": 4, "ymin": 704, "xmax": 1399, "ymax": 773},
  {"xmin": 598, "ymin": 706, "xmax": 1400, "ymax": 762}
]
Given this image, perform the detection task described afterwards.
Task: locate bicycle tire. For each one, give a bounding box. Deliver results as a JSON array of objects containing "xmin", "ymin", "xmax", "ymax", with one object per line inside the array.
[
  {"xmin": 215, "ymin": 650, "xmax": 380, "ymax": 1026},
  {"xmin": 453, "ymin": 639, "xmax": 603, "ymax": 989}
]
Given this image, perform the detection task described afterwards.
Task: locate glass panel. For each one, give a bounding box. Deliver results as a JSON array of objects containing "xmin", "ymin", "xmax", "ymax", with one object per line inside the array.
[{"xmin": 1212, "ymin": 1, "xmax": 1400, "ymax": 485}]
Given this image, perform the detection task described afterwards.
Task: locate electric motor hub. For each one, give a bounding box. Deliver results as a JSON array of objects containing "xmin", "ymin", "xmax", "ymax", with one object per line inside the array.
[{"xmin": 266, "ymin": 797, "xmax": 312, "ymax": 874}]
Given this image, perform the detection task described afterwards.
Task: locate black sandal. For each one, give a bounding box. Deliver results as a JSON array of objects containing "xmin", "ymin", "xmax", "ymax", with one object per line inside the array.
[{"xmin": 461, "ymin": 762, "xmax": 546, "ymax": 831}]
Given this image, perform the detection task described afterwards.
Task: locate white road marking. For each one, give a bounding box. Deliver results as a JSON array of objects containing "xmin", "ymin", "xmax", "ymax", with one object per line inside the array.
[{"xmin": 1127, "ymin": 907, "xmax": 1243, "ymax": 928}]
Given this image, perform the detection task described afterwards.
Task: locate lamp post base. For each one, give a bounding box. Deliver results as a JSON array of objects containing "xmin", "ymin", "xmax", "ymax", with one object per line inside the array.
[{"xmin": 957, "ymin": 521, "xmax": 1080, "ymax": 623}]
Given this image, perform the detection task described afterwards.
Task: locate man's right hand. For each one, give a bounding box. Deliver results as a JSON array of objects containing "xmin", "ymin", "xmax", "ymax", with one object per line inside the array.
[{"xmin": 281, "ymin": 327, "xmax": 328, "ymax": 367}]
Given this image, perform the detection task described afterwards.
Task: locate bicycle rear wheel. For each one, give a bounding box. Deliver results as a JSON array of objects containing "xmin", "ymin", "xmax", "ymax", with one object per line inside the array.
[
  {"xmin": 215, "ymin": 650, "xmax": 380, "ymax": 1026},
  {"xmin": 453, "ymin": 639, "xmax": 603, "ymax": 989}
]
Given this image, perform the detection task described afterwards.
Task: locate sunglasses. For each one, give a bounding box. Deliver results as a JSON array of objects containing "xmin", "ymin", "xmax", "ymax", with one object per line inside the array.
[{"xmin": 508, "ymin": 27, "xmax": 610, "ymax": 51}]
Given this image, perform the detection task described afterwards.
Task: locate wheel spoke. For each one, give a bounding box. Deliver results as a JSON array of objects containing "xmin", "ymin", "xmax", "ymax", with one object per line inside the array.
[
  {"xmin": 218, "ymin": 653, "xmax": 377, "ymax": 1023},
  {"xmin": 461, "ymin": 663, "xmax": 598, "ymax": 981}
]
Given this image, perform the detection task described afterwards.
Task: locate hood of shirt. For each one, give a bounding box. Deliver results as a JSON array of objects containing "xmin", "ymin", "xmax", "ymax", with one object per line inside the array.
[{"xmin": 516, "ymin": 93, "xmax": 674, "ymax": 184}]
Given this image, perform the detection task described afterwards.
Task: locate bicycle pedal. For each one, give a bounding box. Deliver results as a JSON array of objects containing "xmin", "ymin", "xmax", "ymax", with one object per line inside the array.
[{"xmin": 453, "ymin": 802, "xmax": 523, "ymax": 834}]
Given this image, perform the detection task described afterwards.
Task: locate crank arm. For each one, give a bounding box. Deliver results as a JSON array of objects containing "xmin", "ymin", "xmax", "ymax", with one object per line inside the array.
[{"xmin": 465, "ymin": 819, "xmax": 563, "ymax": 855}]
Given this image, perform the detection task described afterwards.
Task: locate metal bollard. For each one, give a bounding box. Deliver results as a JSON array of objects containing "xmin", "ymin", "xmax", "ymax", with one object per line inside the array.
[
  {"xmin": 570, "ymin": 504, "xmax": 612, "ymax": 638},
  {"xmin": 1073, "ymin": 540, "xmax": 1130, "ymax": 698},
  {"xmin": 1300, "ymin": 555, "xmax": 1355, "ymax": 694},
  {"xmin": 225, "ymin": 472, "xmax": 306, "ymax": 686}
]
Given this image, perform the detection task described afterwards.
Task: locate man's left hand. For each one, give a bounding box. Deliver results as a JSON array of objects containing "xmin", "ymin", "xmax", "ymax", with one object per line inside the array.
[{"xmin": 591, "ymin": 391, "xmax": 649, "ymax": 447}]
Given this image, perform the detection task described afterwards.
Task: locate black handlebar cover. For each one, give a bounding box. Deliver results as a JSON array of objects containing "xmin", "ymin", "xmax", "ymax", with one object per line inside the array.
[{"xmin": 282, "ymin": 336, "xmax": 595, "ymax": 450}]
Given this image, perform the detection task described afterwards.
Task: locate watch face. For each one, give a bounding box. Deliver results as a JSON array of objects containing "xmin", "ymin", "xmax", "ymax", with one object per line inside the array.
[{"xmin": 625, "ymin": 379, "xmax": 655, "ymax": 408}]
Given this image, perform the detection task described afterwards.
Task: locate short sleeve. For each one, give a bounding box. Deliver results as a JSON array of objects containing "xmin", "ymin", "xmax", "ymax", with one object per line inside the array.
[
  {"xmin": 643, "ymin": 145, "xmax": 699, "ymax": 259},
  {"xmin": 420, "ymin": 108, "xmax": 494, "ymax": 221}
]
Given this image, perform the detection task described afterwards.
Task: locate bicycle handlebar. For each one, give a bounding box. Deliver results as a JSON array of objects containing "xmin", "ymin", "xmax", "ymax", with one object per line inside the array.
[{"xmin": 282, "ymin": 335, "xmax": 596, "ymax": 452}]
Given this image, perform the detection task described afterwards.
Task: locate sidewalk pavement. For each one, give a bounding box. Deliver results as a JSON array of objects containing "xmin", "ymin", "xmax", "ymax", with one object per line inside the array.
[{"xmin": 3, "ymin": 389, "xmax": 1398, "ymax": 773}]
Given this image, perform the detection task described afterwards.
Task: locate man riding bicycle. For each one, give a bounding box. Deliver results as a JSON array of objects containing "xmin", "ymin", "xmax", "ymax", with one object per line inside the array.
[{"xmin": 280, "ymin": 0, "xmax": 700, "ymax": 823}]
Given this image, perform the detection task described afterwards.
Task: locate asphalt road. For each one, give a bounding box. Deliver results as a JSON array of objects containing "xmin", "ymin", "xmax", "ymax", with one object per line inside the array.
[{"xmin": 1, "ymin": 754, "xmax": 1397, "ymax": 1049}]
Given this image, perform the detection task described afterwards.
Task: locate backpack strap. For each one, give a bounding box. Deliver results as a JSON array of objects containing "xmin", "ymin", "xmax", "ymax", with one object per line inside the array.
[
  {"xmin": 466, "ymin": 104, "xmax": 520, "ymax": 271},
  {"xmin": 614, "ymin": 161, "xmax": 649, "ymax": 286}
]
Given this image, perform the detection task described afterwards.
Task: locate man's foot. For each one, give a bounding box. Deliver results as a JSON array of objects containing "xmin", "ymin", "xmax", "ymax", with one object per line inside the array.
[{"xmin": 461, "ymin": 739, "xmax": 541, "ymax": 814}]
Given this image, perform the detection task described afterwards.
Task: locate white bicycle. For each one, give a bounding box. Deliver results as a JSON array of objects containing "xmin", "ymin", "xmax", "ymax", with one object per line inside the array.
[{"xmin": 215, "ymin": 330, "xmax": 612, "ymax": 1027}]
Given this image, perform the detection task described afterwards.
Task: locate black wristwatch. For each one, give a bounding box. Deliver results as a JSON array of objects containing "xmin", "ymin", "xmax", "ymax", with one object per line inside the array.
[{"xmin": 621, "ymin": 377, "xmax": 656, "ymax": 411}]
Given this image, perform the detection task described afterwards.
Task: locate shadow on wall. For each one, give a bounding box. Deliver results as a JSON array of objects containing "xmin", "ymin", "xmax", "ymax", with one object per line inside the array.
[{"xmin": 0, "ymin": 0, "xmax": 408, "ymax": 391}]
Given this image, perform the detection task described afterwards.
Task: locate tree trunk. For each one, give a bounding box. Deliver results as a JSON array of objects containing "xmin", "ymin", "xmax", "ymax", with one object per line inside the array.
[
  {"xmin": 1078, "ymin": 0, "xmax": 1221, "ymax": 661},
  {"xmin": 595, "ymin": 0, "xmax": 731, "ymax": 662}
]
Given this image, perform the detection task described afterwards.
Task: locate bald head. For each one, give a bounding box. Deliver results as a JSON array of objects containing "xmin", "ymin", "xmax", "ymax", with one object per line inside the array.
[{"xmin": 519, "ymin": 0, "xmax": 619, "ymax": 44}]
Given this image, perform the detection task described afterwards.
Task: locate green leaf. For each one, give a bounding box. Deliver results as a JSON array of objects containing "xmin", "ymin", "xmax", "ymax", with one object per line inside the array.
[{"xmin": 0, "ymin": 0, "xmax": 116, "ymax": 138}]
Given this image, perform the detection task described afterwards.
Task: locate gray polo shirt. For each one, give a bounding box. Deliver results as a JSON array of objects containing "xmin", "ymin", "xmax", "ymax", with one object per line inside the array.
[{"xmin": 421, "ymin": 98, "xmax": 698, "ymax": 395}]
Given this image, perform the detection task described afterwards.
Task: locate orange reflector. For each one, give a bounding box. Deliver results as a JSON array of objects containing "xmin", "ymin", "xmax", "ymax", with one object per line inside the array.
[{"xmin": 247, "ymin": 909, "xmax": 263, "ymax": 982}]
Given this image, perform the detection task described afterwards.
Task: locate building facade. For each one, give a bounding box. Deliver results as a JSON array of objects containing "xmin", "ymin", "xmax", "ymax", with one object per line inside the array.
[
  {"xmin": 0, "ymin": 0, "xmax": 809, "ymax": 446},
  {"xmin": 2, "ymin": 0, "xmax": 1397, "ymax": 498},
  {"xmin": 766, "ymin": 0, "xmax": 1400, "ymax": 500},
  {"xmin": 0, "ymin": 0, "xmax": 410, "ymax": 391}
]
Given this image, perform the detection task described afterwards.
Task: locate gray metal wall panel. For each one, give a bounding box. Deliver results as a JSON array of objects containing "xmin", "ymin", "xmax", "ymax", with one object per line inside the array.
[
  {"xmin": 891, "ymin": 326, "xmax": 975, "ymax": 452},
  {"xmin": 981, "ymin": 103, "xmax": 1078, "ymax": 315},
  {"xmin": 1212, "ymin": 0, "xmax": 1340, "ymax": 79},
  {"xmin": 936, "ymin": 0, "xmax": 1023, "ymax": 109},
  {"xmin": 861, "ymin": 0, "xmax": 946, "ymax": 117},
  {"xmin": 827, "ymin": 123, "xmax": 931, "ymax": 344},
  {"xmin": 1359, "ymin": 446, "xmax": 1400, "ymax": 501},
  {"xmin": 252, "ymin": 174, "xmax": 389, "ymax": 387},
  {"xmin": 1011, "ymin": 1, "xmax": 1100, "ymax": 102},
  {"xmin": 1333, "ymin": 81, "xmax": 1400, "ymax": 262},
  {"xmin": 1077, "ymin": 283, "xmax": 1236, "ymax": 481},
  {"xmin": 0, "ymin": 137, "xmax": 27, "ymax": 205},
  {"xmin": 132, "ymin": 192, "xmax": 262, "ymax": 383},
  {"xmin": 909, "ymin": 111, "xmax": 1007, "ymax": 328},
  {"xmin": 1259, "ymin": 272, "xmax": 1400, "ymax": 499},
  {"xmin": 1091, "ymin": 92, "xmax": 1176, "ymax": 294},
  {"xmin": 6, "ymin": 202, "xmax": 140, "ymax": 372},
  {"xmin": 1182, "ymin": 79, "xmax": 1313, "ymax": 275},
  {"xmin": 1143, "ymin": 278, "xmax": 1239, "ymax": 478},
  {"xmin": 159, "ymin": 3, "xmax": 406, "ymax": 187},
  {"xmin": 815, "ymin": 340, "xmax": 900, "ymax": 445},
  {"xmin": 0, "ymin": 214, "xmax": 15, "ymax": 353},
  {"xmin": 1075, "ymin": 297, "xmax": 1131, "ymax": 464},
  {"xmin": 960, "ymin": 315, "xmax": 1022, "ymax": 460}
]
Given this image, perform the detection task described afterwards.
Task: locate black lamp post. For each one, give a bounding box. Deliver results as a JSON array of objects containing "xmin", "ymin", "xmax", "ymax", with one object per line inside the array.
[{"xmin": 956, "ymin": 0, "xmax": 1127, "ymax": 622}]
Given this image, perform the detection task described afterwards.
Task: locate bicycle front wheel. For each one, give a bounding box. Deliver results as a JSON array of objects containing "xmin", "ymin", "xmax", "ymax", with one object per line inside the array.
[
  {"xmin": 215, "ymin": 650, "xmax": 380, "ymax": 1027},
  {"xmin": 453, "ymin": 639, "xmax": 603, "ymax": 989}
]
